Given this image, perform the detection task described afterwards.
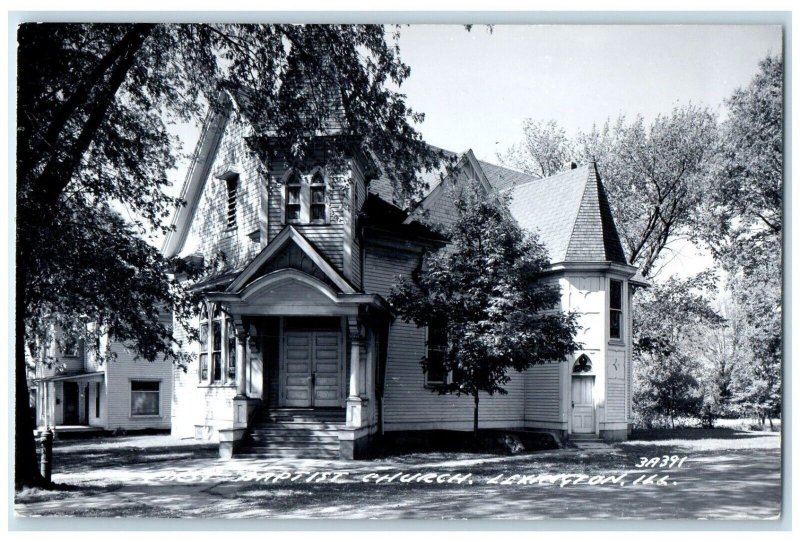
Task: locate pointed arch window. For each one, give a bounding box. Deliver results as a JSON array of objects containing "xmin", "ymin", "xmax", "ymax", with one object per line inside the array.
[
  {"xmin": 285, "ymin": 172, "xmax": 302, "ymax": 223},
  {"xmin": 310, "ymin": 171, "xmax": 327, "ymax": 223},
  {"xmin": 573, "ymin": 354, "xmax": 593, "ymax": 373},
  {"xmin": 283, "ymin": 169, "xmax": 328, "ymax": 225}
]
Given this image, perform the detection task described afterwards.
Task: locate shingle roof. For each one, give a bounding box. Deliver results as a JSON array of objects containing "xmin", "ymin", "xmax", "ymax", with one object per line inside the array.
[
  {"xmin": 478, "ymin": 160, "xmax": 539, "ymax": 191},
  {"xmin": 368, "ymin": 146, "xmax": 460, "ymax": 206},
  {"xmin": 507, "ymin": 163, "xmax": 628, "ymax": 265}
]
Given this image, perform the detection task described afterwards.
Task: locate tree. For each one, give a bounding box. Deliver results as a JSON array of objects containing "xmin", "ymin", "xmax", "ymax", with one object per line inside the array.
[
  {"xmin": 16, "ymin": 23, "xmax": 443, "ymax": 488},
  {"xmin": 501, "ymin": 107, "xmax": 718, "ymax": 279},
  {"xmin": 497, "ymin": 119, "xmax": 576, "ymax": 178},
  {"xmin": 575, "ymin": 106, "xmax": 718, "ymax": 278},
  {"xmin": 699, "ymin": 54, "xmax": 783, "ymax": 430},
  {"xmin": 632, "ymin": 272, "xmax": 723, "ymax": 428},
  {"xmin": 389, "ymin": 187, "xmax": 580, "ymax": 437}
]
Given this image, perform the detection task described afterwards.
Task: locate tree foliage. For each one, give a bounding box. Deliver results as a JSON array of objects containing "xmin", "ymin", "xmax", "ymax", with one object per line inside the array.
[
  {"xmin": 501, "ymin": 106, "xmax": 718, "ymax": 279},
  {"xmin": 389, "ymin": 187, "xmax": 580, "ymax": 434},
  {"xmin": 498, "ymin": 119, "xmax": 575, "ymax": 178},
  {"xmin": 15, "ymin": 23, "xmax": 442, "ymax": 488},
  {"xmin": 632, "ymin": 272, "xmax": 723, "ymax": 428},
  {"xmin": 699, "ymin": 54, "xmax": 783, "ymax": 428}
]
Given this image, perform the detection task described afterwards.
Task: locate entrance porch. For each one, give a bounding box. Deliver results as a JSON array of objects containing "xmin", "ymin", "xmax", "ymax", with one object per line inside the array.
[{"xmin": 206, "ymin": 269, "xmax": 391, "ymax": 459}]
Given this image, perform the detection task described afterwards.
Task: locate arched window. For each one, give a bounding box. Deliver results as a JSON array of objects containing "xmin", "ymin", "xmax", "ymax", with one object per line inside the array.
[
  {"xmin": 573, "ymin": 354, "xmax": 593, "ymax": 373},
  {"xmin": 211, "ymin": 304, "xmax": 223, "ymax": 382},
  {"xmin": 310, "ymin": 171, "xmax": 326, "ymax": 223},
  {"xmin": 285, "ymin": 172, "xmax": 302, "ymax": 223}
]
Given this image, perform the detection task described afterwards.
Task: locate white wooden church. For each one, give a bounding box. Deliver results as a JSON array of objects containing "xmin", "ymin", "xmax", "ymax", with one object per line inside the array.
[{"xmin": 162, "ymin": 97, "xmax": 644, "ymax": 459}]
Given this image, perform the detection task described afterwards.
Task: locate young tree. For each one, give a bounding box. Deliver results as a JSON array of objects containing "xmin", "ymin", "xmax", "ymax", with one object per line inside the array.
[
  {"xmin": 16, "ymin": 23, "xmax": 443, "ymax": 488},
  {"xmin": 389, "ymin": 188, "xmax": 580, "ymax": 437},
  {"xmin": 632, "ymin": 272, "xmax": 723, "ymax": 428}
]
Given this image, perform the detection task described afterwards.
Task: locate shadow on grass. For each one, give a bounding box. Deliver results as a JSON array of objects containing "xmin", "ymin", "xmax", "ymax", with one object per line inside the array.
[
  {"xmin": 369, "ymin": 429, "xmax": 559, "ymax": 460},
  {"xmin": 629, "ymin": 427, "xmax": 772, "ymax": 441}
]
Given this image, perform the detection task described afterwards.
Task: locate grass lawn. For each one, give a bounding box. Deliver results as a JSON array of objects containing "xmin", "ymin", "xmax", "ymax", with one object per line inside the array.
[{"xmin": 15, "ymin": 428, "xmax": 781, "ymax": 520}]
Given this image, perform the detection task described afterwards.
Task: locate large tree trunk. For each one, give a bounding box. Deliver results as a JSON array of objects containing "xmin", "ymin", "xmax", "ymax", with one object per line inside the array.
[{"xmin": 15, "ymin": 257, "xmax": 44, "ymax": 489}]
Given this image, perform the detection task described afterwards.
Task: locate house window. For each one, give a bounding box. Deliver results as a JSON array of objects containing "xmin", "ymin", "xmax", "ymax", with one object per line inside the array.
[
  {"xmin": 285, "ymin": 172, "xmax": 302, "ymax": 223},
  {"xmin": 226, "ymin": 176, "xmax": 238, "ymax": 228},
  {"xmin": 95, "ymin": 382, "xmax": 101, "ymax": 418},
  {"xmin": 310, "ymin": 171, "xmax": 326, "ymax": 223},
  {"xmin": 199, "ymin": 304, "xmax": 209, "ymax": 382},
  {"xmin": 63, "ymin": 336, "xmax": 78, "ymax": 357},
  {"xmin": 425, "ymin": 321, "xmax": 448, "ymax": 386},
  {"xmin": 227, "ymin": 320, "xmax": 237, "ymax": 381},
  {"xmin": 198, "ymin": 301, "xmax": 238, "ymax": 385},
  {"xmin": 211, "ymin": 304, "xmax": 223, "ymax": 382},
  {"xmin": 130, "ymin": 381, "xmax": 160, "ymax": 416},
  {"xmin": 610, "ymin": 279, "xmax": 623, "ymax": 339}
]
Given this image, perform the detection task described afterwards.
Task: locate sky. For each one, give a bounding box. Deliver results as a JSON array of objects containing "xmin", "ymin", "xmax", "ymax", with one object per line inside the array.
[
  {"xmin": 393, "ymin": 24, "xmax": 782, "ymax": 162},
  {"xmin": 168, "ymin": 24, "xmax": 782, "ymax": 280}
]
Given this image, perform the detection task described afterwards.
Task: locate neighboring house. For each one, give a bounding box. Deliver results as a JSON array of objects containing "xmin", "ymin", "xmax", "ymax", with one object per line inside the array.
[
  {"xmin": 163, "ymin": 98, "xmax": 645, "ymax": 459},
  {"xmin": 32, "ymin": 323, "xmax": 173, "ymax": 433}
]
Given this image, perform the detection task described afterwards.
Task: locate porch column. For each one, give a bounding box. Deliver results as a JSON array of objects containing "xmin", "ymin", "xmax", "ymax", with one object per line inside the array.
[
  {"xmin": 234, "ymin": 322, "xmax": 247, "ymax": 398},
  {"xmin": 346, "ymin": 316, "xmax": 364, "ymax": 428}
]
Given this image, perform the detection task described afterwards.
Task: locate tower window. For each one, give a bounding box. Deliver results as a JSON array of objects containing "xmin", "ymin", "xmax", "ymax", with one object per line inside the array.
[
  {"xmin": 310, "ymin": 171, "xmax": 327, "ymax": 223},
  {"xmin": 285, "ymin": 173, "xmax": 302, "ymax": 223},
  {"xmin": 610, "ymin": 279, "xmax": 623, "ymax": 339}
]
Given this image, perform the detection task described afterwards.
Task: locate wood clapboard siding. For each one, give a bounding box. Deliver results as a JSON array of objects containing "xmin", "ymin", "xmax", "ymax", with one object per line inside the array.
[
  {"xmin": 188, "ymin": 114, "xmax": 262, "ymax": 271},
  {"xmin": 606, "ymin": 348, "xmax": 627, "ymax": 422},
  {"xmin": 524, "ymin": 363, "xmax": 563, "ymax": 422},
  {"xmin": 294, "ymin": 224, "xmax": 345, "ymax": 271},
  {"xmin": 104, "ymin": 338, "xmax": 173, "ymax": 431},
  {"xmin": 365, "ymin": 242, "xmax": 524, "ymax": 430}
]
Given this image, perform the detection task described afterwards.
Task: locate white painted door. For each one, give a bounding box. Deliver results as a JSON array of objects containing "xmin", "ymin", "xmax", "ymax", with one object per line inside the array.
[
  {"xmin": 571, "ymin": 375, "xmax": 595, "ymax": 433},
  {"xmin": 283, "ymin": 331, "xmax": 342, "ymax": 407}
]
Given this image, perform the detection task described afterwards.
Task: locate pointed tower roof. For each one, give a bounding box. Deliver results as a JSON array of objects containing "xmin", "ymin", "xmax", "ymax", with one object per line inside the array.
[
  {"xmin": 507, "ymin": 162, "xmax": 628, "ymax": 265},
  {"xmin": 564, "ymin": 162, "xmax": 628, "ymax": 264}
]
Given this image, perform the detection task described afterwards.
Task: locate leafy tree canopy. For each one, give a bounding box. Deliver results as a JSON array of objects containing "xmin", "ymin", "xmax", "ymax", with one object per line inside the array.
[
  {"xmin": 389, "ymin": 187, "xmax": 580, "ymax": 433},
  {"xmin": 15, "ymin": 23, "xmax": 442, "ymax": 488}
]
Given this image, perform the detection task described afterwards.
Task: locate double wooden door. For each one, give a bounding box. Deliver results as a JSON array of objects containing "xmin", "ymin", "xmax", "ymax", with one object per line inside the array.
[{"xmin": 282, "ymin": 331, "xmax": 342, "ymax": 407}]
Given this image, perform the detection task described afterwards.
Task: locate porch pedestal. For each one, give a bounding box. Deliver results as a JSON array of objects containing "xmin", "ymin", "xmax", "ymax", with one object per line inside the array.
[
  {"xmin": 217, "ymin": 428, "xmax": 246, "ymax": 459},
  {"xmin": 346, "ymin": 396, "xmax": 365, "ymax": 428}
]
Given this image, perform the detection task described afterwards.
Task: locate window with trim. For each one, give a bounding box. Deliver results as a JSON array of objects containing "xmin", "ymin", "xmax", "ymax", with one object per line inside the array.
[
  {"xmin": 310, "ymin": 171, "xmax": 327, "ymax": 223},
  {"xmin": 225, "ymin": 176, "xmax": 238, "ymax": 228},
  {"xmin": 62, "ymin": 335, "xmax": 78, "ymax": 357},
  {"xmin": 609, "ymin": 279, "xmax": 623, "ymax": 339},
  {"xmin": 284, "ymin": 169, "xmax": 328, "ymax": 224},
  {"xmin": 285, "ymin": 172, "xmax": 302, "ymax": 223},
  {"xmin": 425, "ymin": 321, "xmax": 448, "ymax": 386},
  {"xmin": 130, "ymin": 380, "xmax": 160, "ymax": 416},
  {"xmin": 197, "ymin": 301, "xmax": 237, "ymax": 385}
]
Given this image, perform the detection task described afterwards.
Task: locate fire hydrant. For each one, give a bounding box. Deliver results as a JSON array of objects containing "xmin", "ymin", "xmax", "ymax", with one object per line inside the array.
[{"xmin": 38, "ymin": 427, "xmax": 53, "ymax": 483}]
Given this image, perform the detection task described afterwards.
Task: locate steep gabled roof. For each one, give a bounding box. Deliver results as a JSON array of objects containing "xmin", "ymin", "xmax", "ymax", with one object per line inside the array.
[{"xmin": 507, "ymin": 163, "xmax": 628, "ymax": 265}]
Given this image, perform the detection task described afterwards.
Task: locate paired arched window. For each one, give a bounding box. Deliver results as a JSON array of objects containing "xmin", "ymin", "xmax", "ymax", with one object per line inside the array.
[
  {"xmin": 198, "ymin": 302, "xmax": 236, "ymax": 385},
  {"xmin": 284, "ymin": 169, "xmax": 328, "ymax": 224}
]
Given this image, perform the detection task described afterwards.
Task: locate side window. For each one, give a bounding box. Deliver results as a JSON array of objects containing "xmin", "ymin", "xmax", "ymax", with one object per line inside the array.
[
  {"xmin": 425, "ymin": 321, "xmax": 448, "ymax": 386},
  {"xmin": 609, "ymin": 279, "xmax": 623, "ymax": 339},
  {"xmin": 198, "ymin": 303, "xmax": 209, "ymax": 382}
]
